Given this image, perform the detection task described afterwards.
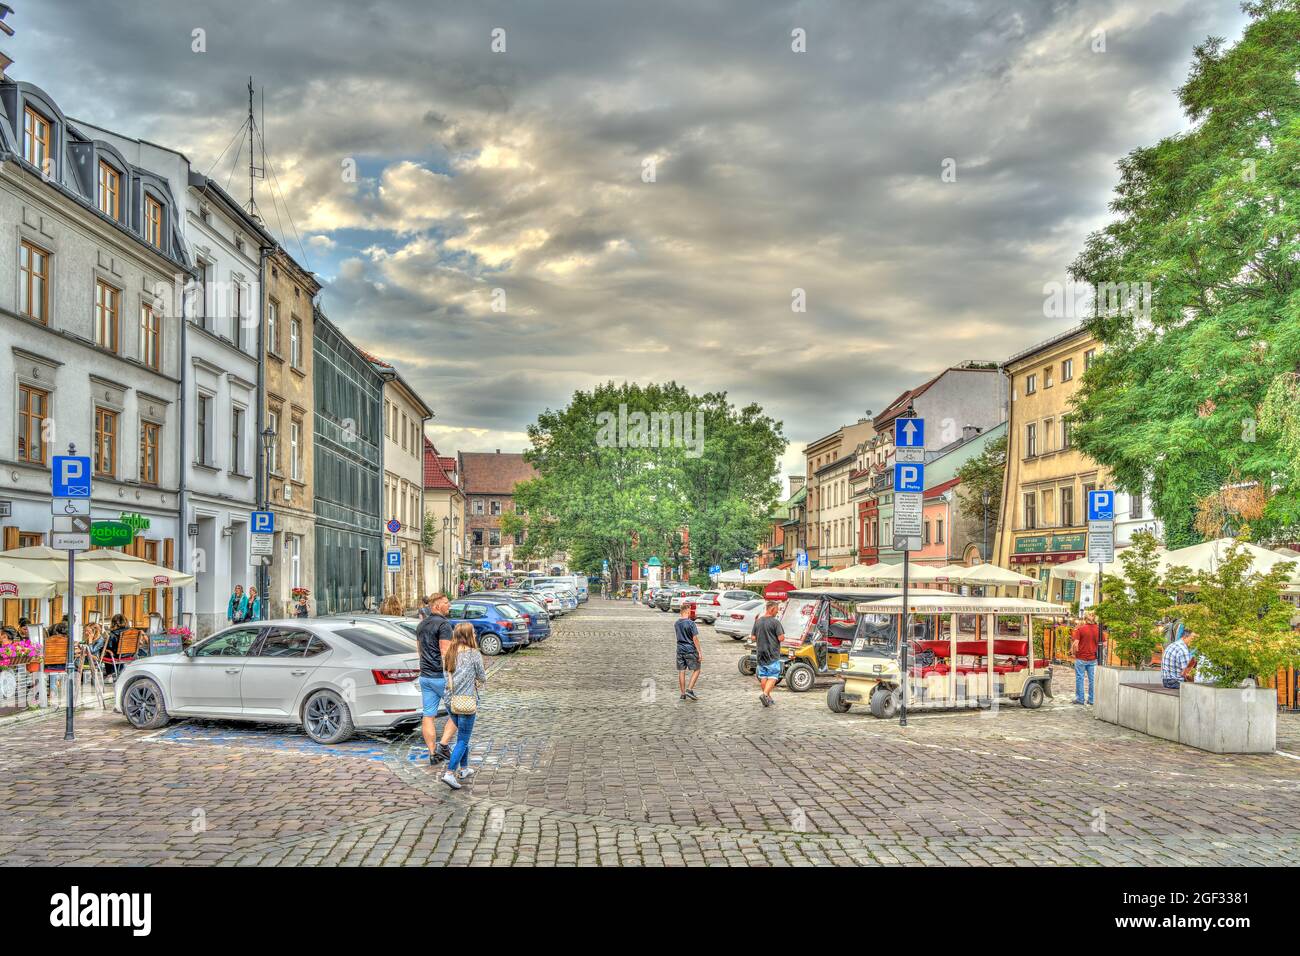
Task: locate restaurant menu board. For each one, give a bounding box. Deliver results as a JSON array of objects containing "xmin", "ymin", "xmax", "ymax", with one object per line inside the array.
[{"xmin": 147, "ymin": 631, "xmax": 184, "ymax": 656}]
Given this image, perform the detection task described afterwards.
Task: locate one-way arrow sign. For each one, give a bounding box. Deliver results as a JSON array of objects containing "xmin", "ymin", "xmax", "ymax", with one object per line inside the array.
[{"xmin": 895, "ymin": 417, "xmax": 925, "ymax": 448}]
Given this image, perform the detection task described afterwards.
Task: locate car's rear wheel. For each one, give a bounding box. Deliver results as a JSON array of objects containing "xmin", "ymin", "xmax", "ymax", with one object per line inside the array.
[
  {"xmin": 122, "ymin": 677, "xmax": 170, "ymax": 730},
  {"xmin": 479, "ymin": 633, "xmax": 504, "ymax": 656},
  {"xmin": 303, "ymin": 690, "xmax": 354, "ymax": 744}
]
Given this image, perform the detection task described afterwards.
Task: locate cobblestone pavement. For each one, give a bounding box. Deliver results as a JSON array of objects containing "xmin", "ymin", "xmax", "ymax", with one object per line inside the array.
[{"xmin": 2, "ymin": 599, "xmax": 1299, "ymax": 866}]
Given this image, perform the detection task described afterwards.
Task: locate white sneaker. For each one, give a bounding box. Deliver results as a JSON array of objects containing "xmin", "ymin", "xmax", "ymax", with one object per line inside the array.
[
  {"xmin": 457, "ymin": 767, "xmax": 477, "ymax": 780},
  {"xmin": 440, "ymin": 771, "xmax": 462, "ymax": 790}
]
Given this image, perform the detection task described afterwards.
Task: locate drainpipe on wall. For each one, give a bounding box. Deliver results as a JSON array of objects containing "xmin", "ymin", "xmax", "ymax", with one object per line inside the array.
[
  {"xmin": 176, "ymin": 275, "xmax": 188, "ymax": 626},
  {"xmin": 255, "ymin": 244, "xmax": 269, "ymax": 616}
]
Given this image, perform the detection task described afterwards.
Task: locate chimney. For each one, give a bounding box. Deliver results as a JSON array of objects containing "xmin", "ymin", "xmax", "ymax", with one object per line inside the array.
[
  {"xmin": 495, "ymin": 448, "xmax": 501, "ymax": 454},
  {"xmin": 788, "ymin": 475, "xmax": 806, "ymax": 493},
  {"xmin": 0, "ymin": 4, "xmax": 15, "ymax": 78},
  {"xmin": 962, "ymin": 424, "xmax": 982, "ymax": 442}
]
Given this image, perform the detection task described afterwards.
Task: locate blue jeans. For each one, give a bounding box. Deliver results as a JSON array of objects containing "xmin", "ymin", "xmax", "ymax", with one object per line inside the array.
[
  {"xmin": 447, "ymin": 712, "xmax": 477, "ymax": 771},
  {"xmin": 1074, "ymin": 659, "xmax": 1095, "ymax": 703}
]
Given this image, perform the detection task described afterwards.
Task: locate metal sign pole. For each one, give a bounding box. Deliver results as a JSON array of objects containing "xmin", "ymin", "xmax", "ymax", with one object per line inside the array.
[
  {"xmin": 64, "ymin": 546, "xmax": 75, "ymax": 740},
  {"xmin": 900, "ymin": 548, "xmax": 909, "ymax": 727}
]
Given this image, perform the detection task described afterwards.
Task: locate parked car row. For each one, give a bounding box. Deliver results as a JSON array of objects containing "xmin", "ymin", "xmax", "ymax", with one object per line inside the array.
[{"xmin": 114, "ymin": 580, "xmax": 591, "ymax": 746}]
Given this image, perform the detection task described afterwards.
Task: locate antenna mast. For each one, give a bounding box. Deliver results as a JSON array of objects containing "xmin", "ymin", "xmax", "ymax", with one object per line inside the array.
[{"xmin": 246, "ymin": 76, "xmax": 265, "ymax": 220}]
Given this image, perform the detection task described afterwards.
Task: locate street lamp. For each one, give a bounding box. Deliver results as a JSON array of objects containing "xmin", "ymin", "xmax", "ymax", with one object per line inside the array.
[
  {"xmin": 260, "ymin": 425, "xmax": 275, "ymax": 620},
  {"xmin": 442, "ymin": 515, "xmax": 450, "ymax": 597},
  {"xmin": 981, "ymin": 488, "xmax": 992, "ymax": 563}
]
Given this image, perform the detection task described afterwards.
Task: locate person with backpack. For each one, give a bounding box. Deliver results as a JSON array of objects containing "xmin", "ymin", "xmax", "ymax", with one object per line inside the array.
[{"xmin": 440, "ymin": 622, "xmax": 487, "ymax": 790}]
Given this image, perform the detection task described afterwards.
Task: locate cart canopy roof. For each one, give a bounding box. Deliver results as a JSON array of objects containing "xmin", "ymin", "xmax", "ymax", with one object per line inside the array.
[
  {"xmin": 783, "ymin": 587, "xmax": 902, "ymax": 602},
  {"xmin": 855, "ymin": 594, "xmax": 1070, "ymax": 615}
]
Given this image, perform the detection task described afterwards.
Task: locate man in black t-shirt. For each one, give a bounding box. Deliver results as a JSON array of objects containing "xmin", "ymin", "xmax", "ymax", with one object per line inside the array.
[
  {"xmin": 674, "ymin": 607, "xmax": 702, "ymax": 700},
  {"xmin": 416, "ymin": 594, "xmax": 456, "ymax": 765},
  {"xmin": 751, "ymin": 601, "xmax": 785, "ymax": 707}
]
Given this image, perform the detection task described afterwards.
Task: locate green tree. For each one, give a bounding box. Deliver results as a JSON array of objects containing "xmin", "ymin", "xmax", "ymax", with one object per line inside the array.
[
  {"xmin": 502, "ymin": 382, "xmax": 784, "ymax": 590},
  {"xmin": 955, "ymin": 433, "xmax": 1006, "ymax": 536},
  {"xmin": 1174, "ymin": 542, "xmax": 1299, "ymax": 686},
  {"xmin": 1095, "ymin": 531, "xmax": 1189, "ymax": 667},
  {"xmin": 1067, "ymin": 0, "xmax": 1300, "ymax": 544}
]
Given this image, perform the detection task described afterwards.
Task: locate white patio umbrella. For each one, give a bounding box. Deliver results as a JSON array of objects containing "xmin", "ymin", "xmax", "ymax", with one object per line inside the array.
[
  {"xmin": 809, "ymin": 567, "xmax": 839, "ymax": 584},
  {"xmin": 1050, "ymin": 551, "xmax": 1135, "ymax": 583},
  {"xmin": 715, "ymin": 568, "xmax": 746, "ymax": 584},
  {"xmin": 933, "ymin": 564, "xmax": 969, "ymax": 583},
  {"xmin": 827, "ymin": 563, "xmax": 875, "ymax": 583},
  {"xmin": 0, "ymin": 546, "xmax": 146, "ymax": 596},
  {"xmin": 0, "ymin": 558, "xmax": 59, "ymax": 599},
  {"xmin": 1159, "ymin": 538, "xmax": 1300, "ymax": 583},
  {"xmin": 744, "ymin": 567, "xmax": 794, "ymax": 584},
  {"xmin": 862, "ymin": 561, "xmax": 946, "ymax": 584},
  {"xmin": 78, "ymin": 549, "xmax": 196, "ymax": 590},
  {"xmin": 952, "ymin": 563, "xmax": 1038, "ymax": 588}
]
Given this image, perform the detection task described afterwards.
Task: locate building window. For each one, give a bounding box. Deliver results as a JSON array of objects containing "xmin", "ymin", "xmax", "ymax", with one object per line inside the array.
[
  {"xmin": 268, "ymin": 410, "xmax": 280, "ymax": 474},
  {"xmin": 94, "ymin": 407, "xmax": 117, "ymax": 478},
  {"xmin": 473, "ymin": 529, "xmax": 484, "ymax": 546},
  {"xmin": 490, "ymin": 500, "xmax": 501, "ymax": 516},
  {"xmin": 1061, "ymin": 418, "xmax": 1071, "ymax": 450},
  {"xmin": 1043, "ymin": 418, "xmax": 1054, "ymax": 453},
  {"xmin": 232, "ymin": 280, "xmax": 244, "ymax": 348},
  {"xmin": 489, "ymin": 529, "xmax": 501, "ymax": 547},
  {"xmin": 140, "ymin": 421, "xmax": 159, "ymax": 485},
  {"xmin": 144, "ymin": 196, "xmax": 163, "ymax": 249},
  {"xmin": 936, "ymin": 518, "xmax": 944, "ymax": 545},
  {"xmin": 196, "ymin": 394, "xmax": 211, "ymax": 465},
  {"xmin": 1025, "ymin": 422, "xmax": 1037, "ymax": 458},
  {"xmin": 923, "ymin": 521, "xmax": 931, "ymax": 546},
  {"xmin": 18, "ymin": 240, "xmax": 49, "ymax": 324},
  {"xmin": 139, "ymin": 301, "xmax": 161, "ymax": 370},
  {"xmin": 1023, "ymin": 492, "xmax": 1037, "ymax": 530},
  {"xmin": 1043, "ymin": 366, "xmax": 1054, "ymax": 388},
  {"xmin": 22, "ymin": 105, "xmax": 51, "ymax": 173},
  {"xmin": 1130, "ymin": 495, "xmax": 1144, "ymax": 520},
  {"xmin": 1062, "ymin": 358, "xmax": 1074, "ymax": 382},
  {"xmin": 474, "ymin": 499, "xmax": 484, "ymax": 516},
  {"xmin": 194, "ymin": 259, "xmax": 210, "ymax": 325},
  {"xmin": 290, "ymin": 318, "xmax": 302, "ymax": 368},
  {"xmin": 97, "ymin": 161, "xmax": 120, "ymax": 219},
  {"xmin": 290, "ymin": 418, "xmax": 303, "ymax": 481},
  {"xmin": 1084, "ymin": 348, "xmax": 1097, "ymax": 370},
  {"xmin": 17, "ymin": 384, "xmax": 49, "ymax": 465},
  {"xmin": 1025, "ymin": 373, "xmax": 1036, "ymax": 395},
  {"xmin": 290, "ymin": 535, "xmax": 301, "ymax": 589},
  {"xmin": 267, "ymin": 299, "xmax": 280, "ymax": 353},
  {"xmin": 231, "ymin": 406, "xmax": 245, "ymax": 474},
  {"xmin": 95, "ymin": 279, "xmax": 120, "ymax": 353},
  {"xmin": 1040, "ymin": 489, "xmax": 1054, "ymax": 527},
  {"xmin": 1060, "ymin": 486, "xmax": 1075, "ymax": 527}
]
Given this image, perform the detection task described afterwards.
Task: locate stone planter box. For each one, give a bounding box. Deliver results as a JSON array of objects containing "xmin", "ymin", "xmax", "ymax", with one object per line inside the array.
[{"xmin": 1096, "ymin": 665, "xmax": 1277, "ymax": 753}]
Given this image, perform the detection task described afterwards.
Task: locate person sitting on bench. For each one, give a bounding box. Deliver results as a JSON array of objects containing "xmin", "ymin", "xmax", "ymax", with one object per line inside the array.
[{"xmin": 1159, "ymin": 623, "xmax": 1196, "ymax": 689}]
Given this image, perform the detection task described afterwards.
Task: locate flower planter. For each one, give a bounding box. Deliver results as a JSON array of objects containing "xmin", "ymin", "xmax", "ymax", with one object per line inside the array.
[
  {"xmin": 1094, "ymin": 664, "xmax": 1163, "ymax": 725},
  {"xmin": 1179, "ymin": 682, "xmax": 1276, "ymax": 754}
]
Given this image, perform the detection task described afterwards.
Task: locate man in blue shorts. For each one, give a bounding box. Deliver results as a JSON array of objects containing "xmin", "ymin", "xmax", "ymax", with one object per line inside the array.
[
  {"xmin": 416, "ymin": 594, "xmax": 455, "ymax": 765},
  {"xmin": 751, "ymin": 601, "xmax": 784, "ymax": 707}
]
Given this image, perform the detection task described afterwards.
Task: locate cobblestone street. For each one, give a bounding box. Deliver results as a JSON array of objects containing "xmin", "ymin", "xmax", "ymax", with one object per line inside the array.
[{"xmin": 3, "ymin": 599, "xmax": 1299, "ymax": 866}]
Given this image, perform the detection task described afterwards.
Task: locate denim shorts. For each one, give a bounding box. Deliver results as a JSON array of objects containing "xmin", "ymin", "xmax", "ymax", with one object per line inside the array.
[
  {"xmin": 418, "ymin": 676, "xmax": 447, "ymax": 717},
  {"xmin": 757, "ymin": 660, "xmax": 782, "ymax": 680}
]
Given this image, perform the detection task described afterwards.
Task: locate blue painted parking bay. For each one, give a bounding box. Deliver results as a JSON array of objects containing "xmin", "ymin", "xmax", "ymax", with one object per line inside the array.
[{"xmin": 154, "ymin": 722, "xmax": 398, "ymax": 761}]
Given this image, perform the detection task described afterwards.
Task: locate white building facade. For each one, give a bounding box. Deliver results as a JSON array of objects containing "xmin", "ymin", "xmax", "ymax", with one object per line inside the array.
[
  {"xmin": 0, "ymin": 79, "xmax": 191, "ymax": 629},
  {"xmin": 374, "ymin": 360, "xmax": 432, "ymax": 608}
]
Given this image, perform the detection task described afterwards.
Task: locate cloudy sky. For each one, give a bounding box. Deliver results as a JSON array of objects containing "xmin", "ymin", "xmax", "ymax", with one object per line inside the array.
[{"xmin": 16, "ymin": 0, "xmax": 1248, "ymax": 485}]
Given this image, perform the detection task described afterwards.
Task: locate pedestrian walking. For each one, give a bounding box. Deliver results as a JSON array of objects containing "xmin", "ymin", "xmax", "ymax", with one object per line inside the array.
[
  {"xmin": 1070, "ymin": 611, "xmax": 1100, "ymax": 705},
  {"xmin": 246, "ymin": 586, "xmax": 262, "ymax": 622},
  {"xmin": 293, "ymin": 592, "xmax": 310, "ymax": 618},
  {"xmin": 417, "ymin": 594, "xmax": 432, "ymax": 620},
  {"xmin": 674, "ymin": 605, "xmax": 702, "ymax": 700},
  {"xmin": 752, "ymin": 600, "xmax": 784, "ymax": 707},
  {"xmin": 416, "ymin": 594, "xmax": 456, "ymax": 765},
  {"xmin": 227, "ymin": 585, "xmax": 247, "ymax": 624},
  {"xmin": 440, "ymin": 622, "xmax": 487, "ymax": 790}
]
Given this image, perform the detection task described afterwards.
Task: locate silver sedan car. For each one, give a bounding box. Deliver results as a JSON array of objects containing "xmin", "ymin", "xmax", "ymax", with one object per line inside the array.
[{"xmin": 115, "ymin": 618, "xmax": 424, "ymax": 744}]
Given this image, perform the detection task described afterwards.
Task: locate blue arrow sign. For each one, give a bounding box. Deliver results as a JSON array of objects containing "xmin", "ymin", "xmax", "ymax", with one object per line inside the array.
[
  {"xmin": 1087, "ymin": 490, "xmax": 1115, "ymax": 522},
  {"xmin": 894, "ymin": 417, "xmax": 925, "ymax": 448},
  {"xmin": 51, "ymin": 455, "xmax": 92, "ymax": 498},
  {"xmin": 251, "ymin": 511, "xmax": 275, "ymax": 534},
  {"xmin": 893, "ymin": 462, "xmax": 924, "ymax": 493}
]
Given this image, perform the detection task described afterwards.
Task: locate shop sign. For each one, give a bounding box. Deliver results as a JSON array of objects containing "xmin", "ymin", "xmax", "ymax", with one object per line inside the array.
[{"xmin": 89, "ymin": 522, "xmax": 134, "ymax": 548}]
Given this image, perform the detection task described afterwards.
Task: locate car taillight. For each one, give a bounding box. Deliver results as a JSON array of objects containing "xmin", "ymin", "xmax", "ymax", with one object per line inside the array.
[
  {"xmin": 712, "ymin": 597, "xmax": 720, "ymax": 605},
  {"xmin": 730, "ymin": 613, "xmax": 743, "ymax": 620},
  {"xmin": 372, "ymin": 669, "xmax": 419, "ymax": 684}
]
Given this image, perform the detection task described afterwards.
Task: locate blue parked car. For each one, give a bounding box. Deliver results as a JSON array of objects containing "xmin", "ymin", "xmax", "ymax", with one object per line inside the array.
[
  {"xmin": 464, "ymin": 592, "xmax": 551, "ymax": 645},
  {"xmin": 449, "ymin": 599, "xmax": 531, "ymax": 656}
]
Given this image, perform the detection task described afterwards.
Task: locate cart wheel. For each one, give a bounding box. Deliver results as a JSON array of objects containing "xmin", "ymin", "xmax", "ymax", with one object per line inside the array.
[
  {"xmin": 826, "ymin": 683, "xmax": 851, "ymax": 713},
  {"xmin": 1020, "ymin": 681, "xmax": 1045, "ymax": 709},
  {"xmin": 869, "ymin": 685, "xmax": 899, "ymax": 720},
  {"xmin": 785, "ymin": 661, "xmax": 816, "ymax": 693},
  {"xmin": 737, "ymin": 656, "xmax": 757, "ymax": 677}
]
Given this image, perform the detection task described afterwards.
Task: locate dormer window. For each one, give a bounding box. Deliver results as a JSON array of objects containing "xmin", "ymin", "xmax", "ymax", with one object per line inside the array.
[
  {"xmin": 98, "ymin": 161, "xmax": 120, "ymax": 219},
  {"xmin": 144, "ymin": 195, "xmax": 163, "ymax": 249},
  {"xmin": 23, "ymin": 105, "xmax": 52, "ymax": 174}
]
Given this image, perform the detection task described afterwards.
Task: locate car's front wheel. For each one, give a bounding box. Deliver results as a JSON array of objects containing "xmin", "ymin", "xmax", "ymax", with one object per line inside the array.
[
  {"xmin": 479, "ymin": 633, "xmax": 504, "ymax": 656},
  {"xmin": 303, "ymin": 689, "xmax": 355, "ymax": 744},
  {"xmin": 122, "ymin": 677, "xmax": 171, "ymax": 730}
]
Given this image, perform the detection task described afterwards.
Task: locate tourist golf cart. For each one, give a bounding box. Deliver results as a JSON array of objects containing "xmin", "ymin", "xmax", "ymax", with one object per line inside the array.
[
  {"xmin": 826, "ymin": 593, "xmax": 1064, "ymax": 717},
  {"xmin": 737, "ymin": 587, "xmax": 898, "ymax": 692}
]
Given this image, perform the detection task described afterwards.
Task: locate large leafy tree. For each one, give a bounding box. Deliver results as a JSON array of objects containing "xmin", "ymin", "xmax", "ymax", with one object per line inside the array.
[
  {"xmin": 502, "ymin": 382, "xmax": 785, "ymax": 589},
  {"xmin": 1068, "ymin": 0, "xmax": 1300, "ymax": 545},
  {"xmin": 955, "ymin": 433, "xmax": 1006, "ymax": 534}
]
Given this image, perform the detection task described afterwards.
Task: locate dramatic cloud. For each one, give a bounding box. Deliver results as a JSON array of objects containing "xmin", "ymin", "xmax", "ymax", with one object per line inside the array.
[{"xmin": 16, "ymin": 0, "xmax": 1249, "ymax": 481}]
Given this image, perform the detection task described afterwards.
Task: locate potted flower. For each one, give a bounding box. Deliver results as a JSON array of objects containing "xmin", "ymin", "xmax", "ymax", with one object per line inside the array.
[{"xmin": 166, "ymin": 626, "xmax": 195, "ymax": 649}]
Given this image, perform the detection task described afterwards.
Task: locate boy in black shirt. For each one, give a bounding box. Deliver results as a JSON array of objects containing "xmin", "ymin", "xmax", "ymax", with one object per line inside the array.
[{"xmin": 674, "ymin": 607, "xmax": 702, "ymax": 700}]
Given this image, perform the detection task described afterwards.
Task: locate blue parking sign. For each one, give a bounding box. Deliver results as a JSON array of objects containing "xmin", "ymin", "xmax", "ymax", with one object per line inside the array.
[
  {"xmin": 52, "ymin": 456, "xmax": 92, "ymax": 498},
  {"xmin": 251, "ymin": 511, "xmax": 275, "ymax": 534},
  {"xmin": 1087, "ymin": 490, "xmax": 1115, "ymax": 521},
  {"xmin": 385, "ymin": 548, "xmax": 402, "ymax": 571},
  {"xmin": 740, "ymin": 562, "xmax": 749, "ymax": 573},
  {"xmin": 893, "ymin": 462, "xmax": 924, "ymax": 493}
]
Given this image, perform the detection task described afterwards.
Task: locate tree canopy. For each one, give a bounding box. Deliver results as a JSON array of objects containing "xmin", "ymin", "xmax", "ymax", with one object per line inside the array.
[
  {"xmin": 1067, "ymin": 0, "xmax": 1300, "ymax": 546},
  {"xmin": 502, "ymin": 381, "xmax": 785, "ymax": 587}
]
